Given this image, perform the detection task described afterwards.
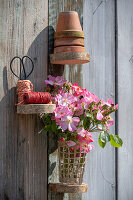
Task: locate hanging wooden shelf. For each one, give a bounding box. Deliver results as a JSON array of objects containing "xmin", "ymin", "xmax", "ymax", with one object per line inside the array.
[
  {"xmin": 50, "ymin": 52, "xmax": 90, "ymax": 65},
  {"xmin": 49, "ymin": 183, "xmax": 88, "ymax": 193},
  {"xmin": 17, "ymin": 104, "xmax": 56, "ymax": 114}
]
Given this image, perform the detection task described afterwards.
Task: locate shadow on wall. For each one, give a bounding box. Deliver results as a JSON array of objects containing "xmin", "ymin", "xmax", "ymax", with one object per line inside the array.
[
  {"xmin": 0, "ymin": 26, "xmax": 55, "ymax": 199},
  {"xmin": 48, "ymin": 25, "xmax": 64, "ymax": 76}
]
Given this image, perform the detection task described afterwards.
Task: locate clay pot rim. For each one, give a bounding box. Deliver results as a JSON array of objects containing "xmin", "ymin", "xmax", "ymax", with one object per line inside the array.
[
  {"xmin": 54, "ymin": 31, "xmax": 84, "ymax": 38},
  {"xmin": 55, "ymin": 30, "xmax": 84, "ymax": 33},
  {"xmin": 54, "ymin": 46, "xmax": 85, "ymax": 53},
  {"xmin": 59, "ymin": 11, "xmax": 78, "ymax": 14},
  {"xmin": 54, "ymin": 38, "xmax": 84, "ymax": 47}
]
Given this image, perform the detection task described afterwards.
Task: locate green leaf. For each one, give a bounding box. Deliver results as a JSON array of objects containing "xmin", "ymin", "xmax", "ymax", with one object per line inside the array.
[
  {"xmin": 102, "ymin": 132, "xmax": 111, "ymax": 142},
  {"xmin": 80, "ymin": 114, "xmax": 85, "ymax": 120},
  {"xmin": 51, "ymin": 121, "xmax": 58, "ymax": 134},
  {"xmin": 86, "ymin": 113, "xmax": 94, "ymax": 119},
  {"xmin": 45, "ymin": 115, "xmax": 52, "ymax": 124},
  {"xmin": 97, "ymin": 124, "xmax": 106, "ymax": 131},
  {"xmin": 98, "ymin": 134, "xmax": 106, "ymax": 148},
  {"xmin": 44, "ymin": 125, "xmax": 51, "ymax": 131},
  {"xmin": 78, "ymin": 120, "xmax": 83, "ymax": 127},
  {"xmin": 98, "ymin": 132, "xmax": 111, "ymax": 148},
  {"xmin": 110, "ymin": 134, "xmax": 123, "ymax": 147},
  {"xmin": 83, "ymin": 117, "xmax": 91, "ymax": 130}
]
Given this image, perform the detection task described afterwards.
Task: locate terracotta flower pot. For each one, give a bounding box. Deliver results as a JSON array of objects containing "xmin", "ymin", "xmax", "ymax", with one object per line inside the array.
[
  {"xmin": 54, "ymin": 46, "xmax": 85, "ymax": 53},
  {"xmin": 54, "ymin": 38, "xmax": 84, "ymax": 47},
  {"xmin": 58, "ymin": 141, "xmax": 86, "ymax": 184},
  {"xmin": 50, "ymin": 11, "xmax": 90, "ymax": 65},
  {"xmin": 56, "ymin": 11, "xmax": 82, "ymax": 32}
]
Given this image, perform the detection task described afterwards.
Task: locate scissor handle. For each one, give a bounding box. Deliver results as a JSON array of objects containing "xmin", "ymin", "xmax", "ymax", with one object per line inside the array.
[
  {"xmin": 10, "ymin": 56, "xmax": 34, "ymax": 80},
  {"xmin": 21, "ymin": 56, "xmax": 34, "ymax": 79},
  {"xmin": 10, "ymin": 56, "xmax": 24, "ymax": 79}
]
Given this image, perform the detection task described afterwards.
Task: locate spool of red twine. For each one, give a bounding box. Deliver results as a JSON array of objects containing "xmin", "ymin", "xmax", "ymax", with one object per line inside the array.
[
  {"xmin": 17, "ymin": 80, "xmax": 33, "ymax": 104},
  {"xmin": 24, "ymin": 92, "xmax": 51, "ymax": 104}
]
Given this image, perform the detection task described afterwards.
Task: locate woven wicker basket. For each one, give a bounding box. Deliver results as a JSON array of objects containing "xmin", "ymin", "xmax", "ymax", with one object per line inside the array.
[{"xmin": 58, "ymin": 141, "xmax": 86, "ymax": 184}]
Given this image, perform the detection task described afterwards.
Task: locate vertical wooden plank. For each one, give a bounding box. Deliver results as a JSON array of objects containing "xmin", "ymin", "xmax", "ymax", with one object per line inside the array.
[
  {"xmin": 48, "ymin": 1, "xmax": 83, "ymax": 199},
  {"xmin": 0, "ymin": 0, "xmax": 48, "ymax": 199},
  {"xmin": 0, "ymin": 1, "xmax": 25, "ymax": 198},
  {"xmin": 117, "ymin": 0, "xmax": 133, "ymax": 199},
  {"xmin": 82, "ymin": 0, "xmax": 116, "ymax": 200}
]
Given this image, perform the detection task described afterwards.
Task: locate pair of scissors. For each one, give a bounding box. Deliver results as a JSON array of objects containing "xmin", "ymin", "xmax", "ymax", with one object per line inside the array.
[{"xmin": 10, "ymin": 56, "xmax": 34, "ymax": 80}]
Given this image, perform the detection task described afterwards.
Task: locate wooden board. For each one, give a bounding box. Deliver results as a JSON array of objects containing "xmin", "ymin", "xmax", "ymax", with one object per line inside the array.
[
  {"xmin": 48, "ymin": 1, "xmax": 83, "ymax": 200},
  {"xmin": 50, "ymin": 52, "xmax": 90, "ymax": 64},
  {"xmin": 82, "ymin": 1, "xmax": 116, "ymax": 200},
  {"xmin": 117, "ymin": 0, "xmax": 133, "ymax": 199},
  {"xmin": 0, "ymin": 0, "xmax": 48, "ymax": 199},
  {"xmin": 17, "ymin": 104, "xmax": 56, "ymax": 114},
  {"xmin": 49, "ymin": 183, "xmax": 88, "ymax": 193}
]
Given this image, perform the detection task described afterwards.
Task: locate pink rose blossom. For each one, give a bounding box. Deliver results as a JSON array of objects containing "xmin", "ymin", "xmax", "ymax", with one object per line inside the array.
[
  {"xmin": 54, "ymin": 106, "xmax": 72, "ymax": 118},
  {"xmin": 59, "ymin": 115, "xmax": 80, "ymax": 132},
  {"xmin": 96, "ymin": 111, "xmax": 104, "ymax": 120},
  {"xmin": 66, "ymin": 140, "xmax": 76, "ymax": 147},
  {"xmin": 80, "ymin": 97, "xmax": 91, "ymax": 110},
  {"xmin": 115, "ymin": 104, "xmax": 118, "ymax": 109},
  {"xmin": 45, "ymin": 75, "xmax": 66, "ymax": 86},
  {"xmin": 101, "ymin": 98, "xmax": 114, "ymax": 107},
  {"xmin": 55, "ymin": 93, "xmax": 76, "ymax": 106},
  {"xmin": 70, "ymin": 147, "xmax": 74, "ymax": 152},
  {"xmin": 106, "ymin": 99, "xmax": 114, "ymax": 105},
  {"xmin": 77, "ymin": 127, "xmax": 86, "ymax": 137},
  {"xmin": 78, "ymin": 131, "xmax": 93, "ymax": 145},
  {"xmin": 79, "ymin": 93, "xmax": 99, "ymax": 110},
  {"xmin": 74, "ymin": 104, "xmax": 83, "ymax": 116},
  {"xmin": 76, "ymin": 143, "xmax": 94, "ymax": 153},
  {"xmin": 84, "ymin": 144, "xmax": 94, "ymax": 153},
  {"xmin": 81, "ymin": 90, "xmax": 99, "ymax": 103},
  {"xmin": 81, "ymin": 89, "xmax": 91, "ymax": 97},
  {"xmin": 71, "ymin": 83, "xmax": 82, "ymax": 96}
]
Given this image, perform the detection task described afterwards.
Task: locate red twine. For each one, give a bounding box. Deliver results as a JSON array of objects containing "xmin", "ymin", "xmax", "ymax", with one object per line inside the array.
[
  {"xmin": 17, "ymin": 80, "xmax": 33, "ymax": 104},
  {"xmin": 24, "ymin": 92, "xmax": 51, "ymax": 104}
]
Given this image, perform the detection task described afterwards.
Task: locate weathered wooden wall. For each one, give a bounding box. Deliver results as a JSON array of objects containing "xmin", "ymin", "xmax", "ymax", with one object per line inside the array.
[
  {"xmin": 0, "ymin": 0, "xmax": 133, "ymax": 199},
  {"xmin": 117, "ymin": 0, "xmax": 133, "ymax": 200},
  {"xmin": 83, "ymin": 0, "xmax": 116, "ymax": 199},
  {"xmin": 48, "ymin": 0, "xmax": 133, "ymax": 200},
  {"xmin": 0, "ymin": 0, "xmax": 48, "ymax": 199}
]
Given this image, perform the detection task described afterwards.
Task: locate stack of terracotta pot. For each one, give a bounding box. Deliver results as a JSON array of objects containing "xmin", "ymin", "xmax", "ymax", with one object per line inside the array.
[
  {"xmin": 50, "ymin": 11, "xmax": 90, "ymax": 64},
  {"xmin": 54, "ymin": 11, "xmax": 85, "ymax": 54}
]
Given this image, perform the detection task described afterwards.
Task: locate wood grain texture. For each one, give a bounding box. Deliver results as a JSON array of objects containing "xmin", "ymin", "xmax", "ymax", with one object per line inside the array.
[
  {"xmin": 0, "ymin": 0, "xmax": 48, "ymax": 199},
  {"xmin": 48, "ymin": 0, "xmax": 83, "ymax": 200},
  {"xmin": 117, "ymin": 0, "xmax": 133, "ymax": 199},
  {"xmin": 82, "ymin": 0, "xmax": 116, "ymax": 200},
  {"xmin": 49, "ymin": 183, "xmax": 88, "ymax": 193},
  {"xmin": 17, "ymin": 104, "xmax": 56, "ymax": 114},
  {"xmin": 50, "ymin": 52, "xmax": 90, "ymax": 64}
]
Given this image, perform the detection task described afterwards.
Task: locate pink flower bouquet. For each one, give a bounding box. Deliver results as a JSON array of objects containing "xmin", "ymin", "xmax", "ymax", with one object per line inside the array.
[{"xmin": 42, "ymin": 75, "xmax": 123, "ymax": 154}]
